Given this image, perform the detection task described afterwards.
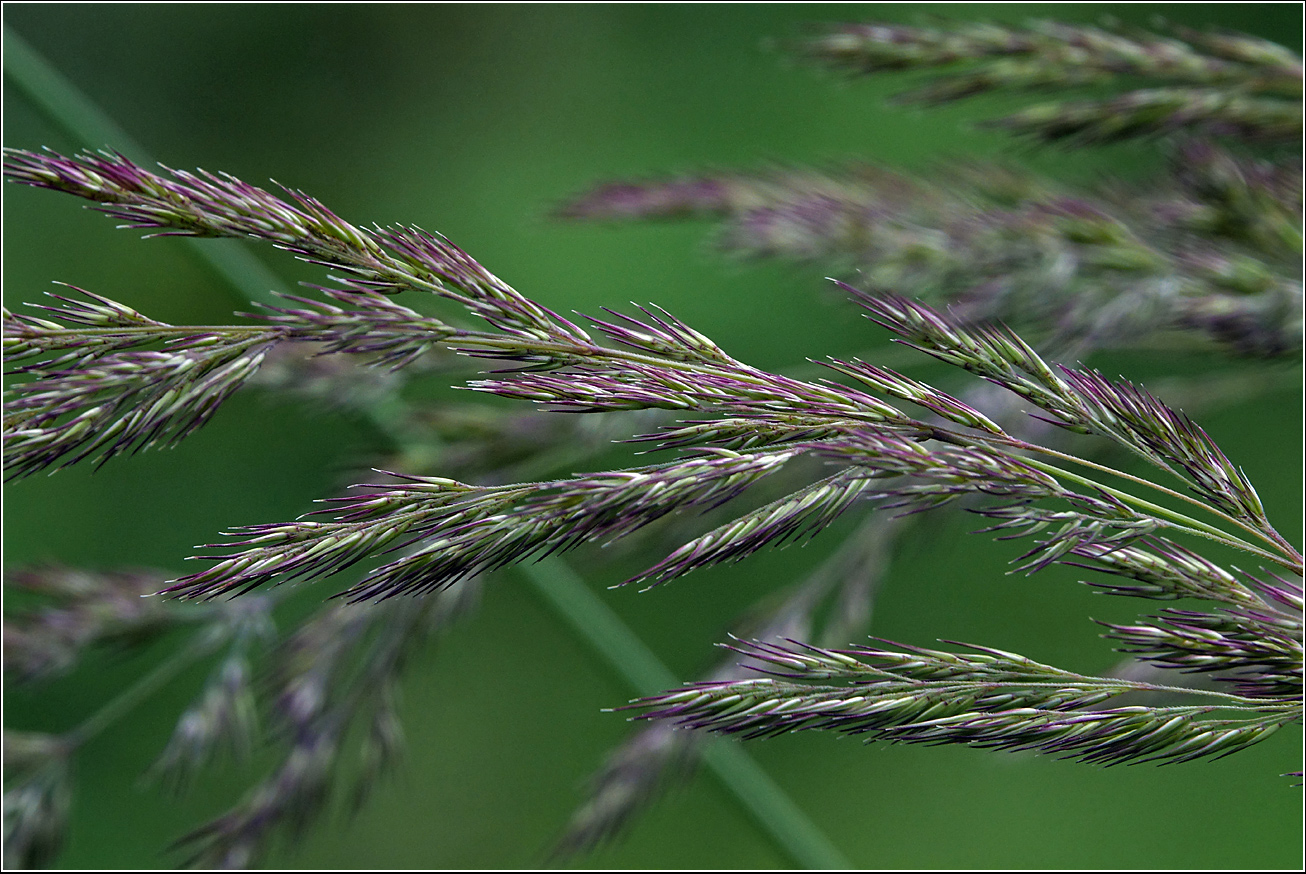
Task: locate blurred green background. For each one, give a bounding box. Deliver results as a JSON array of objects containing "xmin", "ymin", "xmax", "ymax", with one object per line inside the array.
[{"xmin": 3, "ymin": 3, "xmax": 1301, "ymax": 869}]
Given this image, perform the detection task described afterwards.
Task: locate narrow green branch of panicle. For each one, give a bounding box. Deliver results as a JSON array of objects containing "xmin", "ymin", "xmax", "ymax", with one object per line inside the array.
[
  {"xmin": 161, "ymin": 448, "xmax": 808, "ymax": 602},
  {"xmin": 2, "ymin": 283, "xmax": 460, "ymax": 480},
  {"xmin": 626, "ymin": 638, "xmax": 1300, "ymax": 765},
  {"xmin": 1012, "ymin": 452, "xmax": 1300, "ymax": 573},
  {"xmin": 844, "ymin": 283, "xmax": 1302, "ymax": 571}
]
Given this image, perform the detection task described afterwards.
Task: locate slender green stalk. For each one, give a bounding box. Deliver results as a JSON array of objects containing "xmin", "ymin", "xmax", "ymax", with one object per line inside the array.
[
  {"xmin": 1013, "ymin": 436, "xmax": 1301, "ymax": 564},
  {"xmin": 519, "ymin": 558, "xmax": 852, "ymax": 870},
  {"xmin": 1015, "ymin": 453, "xmax": 1298, "ymax": 570},
  {"xmin": 2, "ymin": 26, "xmax": 286, "ymax": 309},
  {"xmin": 891, "ymin": 417, "xmax": 1298, "ymax": 570},
  {"xmin": 63, "ymin": 627, "xmax": 228, "ymax": 750}
]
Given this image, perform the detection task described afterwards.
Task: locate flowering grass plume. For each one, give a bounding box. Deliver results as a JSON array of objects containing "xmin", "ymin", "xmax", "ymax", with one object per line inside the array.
[
  {"xmin": 6, "ymin": 23, "xmax": 1303, "ymax": 858},
  {"xmin": 548, "ymin": 20, "xmax": 1302, "ymax": 840},
  {"xmin": 5, "ymin": 148, "xmax": 1299, "ymax": 789},
  {"xmin": 6, "ymin": 14, "xmax": 1300, "ymax": 871},
  {"xmin": 550, "ymin": 24, "xmax": 1301, "ymax": 838}
]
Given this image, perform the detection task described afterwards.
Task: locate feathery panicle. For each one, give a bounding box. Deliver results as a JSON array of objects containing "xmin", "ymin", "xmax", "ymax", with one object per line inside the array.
[
  {"xmin": 147, "ymin": 595, "xmax": 275, "ymax": 792},
  {"xmin": 844, "ymin": 285, "xmax": 1109, "ymax": 422},
  {"xmin": 466, "ymin": 358, "xmax": 914, "ymax": 425},
  {"xmin": 1056, "ymin": 367, "xmax": 1269, "ymax": 526},
  {"xmin": 175, "ymin": 728, "xmax": 338, "ymax": 869},
  {"xmin": 1, "ymin": 147, "xmax": 384, "ymax": 251},
  {"xmin": 5, "ymin": 50, "xmax": 1300, "ymax": 864},
  {"xmin": 559, "ymin": 21, "xmax": 1301, "ymax": 359},
  {"xmin": 849, "ymin": 287, "xmax": 1292, "ymax": 535},
  {"xmin": 5, "ymin": 328, "xmax": 276, "ymax": 481},
  {"xmin": 629, "ymin": 417, "xmax": 847, "ymax": 453},
  {"xmin": 987, "ymin": 88, "xmax": 1301, "ymax": 145},
  {"xmin": 1098, "ymin": 563, "xmax": 1302, "ymax": 699},
  {"xmin": 1066, "ymin": 537, "xmax": 1258, "ymax": 604},
  {"xmin": 629, "ymin": 468, "xmax": 878, "ymax": 588},
  {"xmin": 1150, "ymin": 139, "xmax": 1303, "ymax": 266},
  {"xmin": 820, "ymin": 358, "xmax": 1007, "ymax": 435},
  {"xmin": 1, "ymin": 148, "xmax": 586, "ymax": 346},
  {"xmin": 552, "ymin": 723, "xmax": 696, "ymax": 857},
  {"xmin": 6, "ymin": 14, "xmax": 1300, "ymax": 871},
  {"xmin": 1101, "ymin": 607, "xmax": 1303, "ymax": 700},
  {"xmin": 555, "ymin": 175, "xmax": 737, "ymax": 220},
  {"xmin": 255, "ymin": 285, "xmax": 458, "ymax": 369},
  {"xmin": 10, "ymin": 150, "xmax": 1292, "ymax": 607},
  {"xmin": 8, "ymin": 151, "xmax": 1297, "ymax": 617},
  {"xmin": 799, "ymin": 21, "xmax": 1301, "ymax": 92}
]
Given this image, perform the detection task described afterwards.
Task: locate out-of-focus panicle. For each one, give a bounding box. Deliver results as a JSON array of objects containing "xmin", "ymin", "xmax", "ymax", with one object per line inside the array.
[
  {"xmin": 559, "ymin": 155, "xmax": 1303, "ymax": 358},
  {"xmin": 555, "ymin": 175, "xmax": 738, "ymax": 220},
  {"xmin": 554, "ymin": 513, "xmax": 900, "ymax": 855},
  {"xmin": 175, "ymin": 579, "xmax": 480, "ymax": 868},
  {"xmin": 558, "ymin": 20, "xmax": 1302, "ymax": 359},
  {"xmin": 796, "ymin": 20, "xmax": 1301, "ymax": 144},
  {"xmin": 3, "ymin": 731, "xmax": 73, "ymax": 870},
  {"xmin": 3, "ymin": 568, "xmax": 178, "ymax": 681},
  {"xmin": 551, "ymin": 722, "xmax": 696, "ymax": 857}
]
